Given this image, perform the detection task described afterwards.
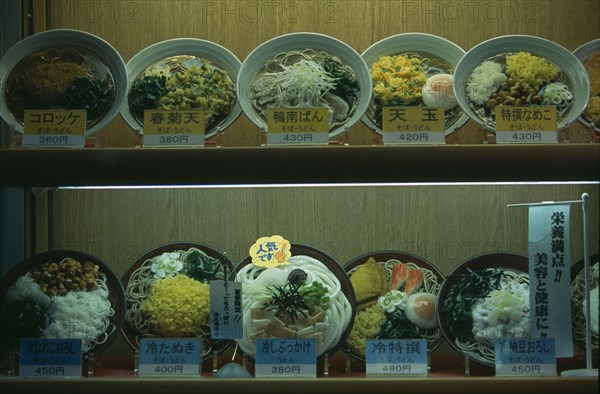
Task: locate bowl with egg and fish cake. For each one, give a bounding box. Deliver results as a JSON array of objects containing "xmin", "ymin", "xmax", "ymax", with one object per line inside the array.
[
  {"xmin": 342, "ymin": 250, "xmax": 445, "ymax": 361},
  {"xmin": 236, "ymin": 32, "xmax": 372, "ymax": 138},
  {"xmin": 453, "ymin": 35, "xmax": 590, "ymax": 132},
  {"xmin": 0, "ymin": 29, "xmax": 127, "ymax": 136},
  {"xmin": 0, "ymin": 250, "xmax": 125, "ymax": 357},
  {"xmin": 436, "ymin": 252, "xmax": 529, "ymax": 367},
  {"xmin": 570, "ymin": 254, "xmax": 599, "ymax": 360},
  {"xmin": 360, "ymin": 33, "xmax": 470, "ymax": 136},
  {"xmin": 120, "ymin": 242, "xmax": 233, "ymax": 361},
  {"xmin": 120, "ymin": 38, "xmax": 242, "ymax": 138},
  {"xmin": 231, "ymin": 243, "xmax": 356, "ymax": 361},
  {"xmin": 574, "ymin": 39, "xmax": 600, "ymax": 134}
]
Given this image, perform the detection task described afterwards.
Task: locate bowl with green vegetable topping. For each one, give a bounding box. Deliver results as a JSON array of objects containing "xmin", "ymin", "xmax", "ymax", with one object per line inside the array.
[
  {"xmin": 232, "ymin": 243, "xmax": 356, "ymax": 360},
  {"xmin": 121, "ymin": 242, "xmax": 233, "ymax": 360},
  {"xmin": 0, "ymin": 29, "xmax": 127, "ymax": 136},
  {"xmin": 120, "ymin": 38, "xmax": 242, "ymax": 138},
  {"xmin": 436, "ymin": 252, "xmax": 529, "ymax": 367},
  {"xmin": 237, "ymin": 32, "xmax": 372, "ymax": 139}
]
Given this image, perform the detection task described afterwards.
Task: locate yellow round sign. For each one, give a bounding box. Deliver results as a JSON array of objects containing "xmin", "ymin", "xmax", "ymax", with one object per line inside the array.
[{"xmin": 249, "ymin": 235, "xmax": 291, "ymax": 268}]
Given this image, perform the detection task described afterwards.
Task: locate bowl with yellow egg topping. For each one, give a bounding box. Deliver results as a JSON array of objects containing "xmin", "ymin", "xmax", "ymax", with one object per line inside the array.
[
  {"xmin": 121, "ymin": 242, "xmax": 233, "ymax": 361},
  {"xmin": 361, "ymin": 33, "xmax": 469, "ymax": 136}
]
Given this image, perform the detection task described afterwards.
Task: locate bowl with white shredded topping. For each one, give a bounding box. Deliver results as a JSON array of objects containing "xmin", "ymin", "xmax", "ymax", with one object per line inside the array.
[
  {"xmin": 0, "ymin": 250, "xmax": 125, "ymax": 357},
  {"xmin": 237, "ymin": 32, "xmax": 371, "ymax": 139},
  {"xmin": 436, "ymin": 252, "xmax": 529, "ymax": 367}
]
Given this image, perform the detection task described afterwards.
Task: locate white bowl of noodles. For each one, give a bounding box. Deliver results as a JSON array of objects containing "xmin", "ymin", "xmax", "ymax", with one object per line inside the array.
[
  {"xmin": 236, "ymin": 32, "xmax": 372, "ymax": 137},
  {"xmin": 454, "ymin": 35, "xmax": 590, "ymax": 132},
  {"xmin": 360, "ymin": 33, "xmax": 469, "ymax": 136},
  {"xmin": 232, "ymin": 243, "xmax": 356, "ymax": 360},
  {"xmin": 0, "ymin": 29, "xmax": 127, "ymax": 136},
  {"xmin": 573, "ymin": 39, "xmax": 600, "ymax": 133},
  {"xmin": 120, "ymin": 38, "xmax": 242, "ymax": 137},
  {"xmin": 436, "ymin": 252, "xmax": 530, "ymax": 367}
]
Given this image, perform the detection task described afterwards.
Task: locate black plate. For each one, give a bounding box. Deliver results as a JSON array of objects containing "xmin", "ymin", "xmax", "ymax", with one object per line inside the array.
[
  {"xmin": 436, "ymin": 252, "xmax": 529, "ymax": 367},
  {"xmin": 341, "ymin": 250, "xmax": 445, "ymax": 361},
  {"xmin": 230, "ymin": 243, "xmax": 356, "ymax": 360},
  {"xmin": 120, "ymin": 241, "xmax": 233, "ymax": 361},
  {"xmin": 570, "ymin": 253, "xmax": 599, "ymax": 358},
  {"xmin": 0, "ymin": 250, "xmax": 125, "ymax": 356}
]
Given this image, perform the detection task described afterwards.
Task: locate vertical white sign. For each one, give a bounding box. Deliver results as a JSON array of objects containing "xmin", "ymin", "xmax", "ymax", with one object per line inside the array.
[{"xmin": 528, "ymin": 204, "xmax": 573, "ymax": 357}]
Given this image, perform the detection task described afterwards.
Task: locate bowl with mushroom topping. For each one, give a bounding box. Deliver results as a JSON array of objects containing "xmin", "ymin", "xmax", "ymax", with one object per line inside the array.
[
  {"xmin": 453, "ymin": 35, "xmax": 590, "ymax": 131},
  {"xmin": 0, "ymin": 250, "xmax": 125, "ymax": 356}
]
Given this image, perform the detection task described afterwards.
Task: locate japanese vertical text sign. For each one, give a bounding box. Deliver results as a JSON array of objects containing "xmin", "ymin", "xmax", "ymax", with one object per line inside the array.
[
  {"xmin": 19, "ymin": 338, "xmax": 83, "ymax": 377},
  {"xmin": 138, "ymin": 338, "xmax": 202, "ymax": 376},
  {"xmin": 366, "ymin": 339, "xmax": 428, "ymax": 376},
  {"xmin": 210, "ymin": 280, "xmax": 243, "ymax": 339},
  {"xmin": 528, "ymin": 204, "xmax": 573, "ymax": 357},
  {"xmin": 255, "ymin": 338, "xmax": 317, "ymax": 378}
]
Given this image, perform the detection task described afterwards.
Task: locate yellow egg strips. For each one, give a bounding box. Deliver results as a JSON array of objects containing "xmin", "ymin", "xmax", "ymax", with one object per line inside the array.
[{"xmin": 370, "ymin": 55, "xmax": 427, "ymax": 105}]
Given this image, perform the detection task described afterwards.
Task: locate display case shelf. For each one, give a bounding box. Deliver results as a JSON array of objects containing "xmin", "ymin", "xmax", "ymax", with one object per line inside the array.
[
  {"xmin": 0, "ymin": 376, "xmax": 596, "ymax": 394},
  {"xmin": 1, "ymin": 144, "xmax": 598, "ymax": 187},
  {"xmin": 1, "ymin": 352, "xmax": 597, "ymax": 394}
]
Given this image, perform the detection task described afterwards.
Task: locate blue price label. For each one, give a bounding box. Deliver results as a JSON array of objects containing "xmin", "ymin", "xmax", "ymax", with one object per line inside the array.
[
  {"xmin": 495, "ymin": 338, "xmax": 556, "ymax": 376},
  {"xmin": 19, "ymin": 338, "xmax": 82, "ymax": 377},
  {"xmin": 366, "ymin": 339, "xmax": 428, "ymax": 376},
  {"xmin": 138, "ymin": 338, "xmax": 202, "ymax": 376},
  {"xmin": 255, "ymin": 338, "xmax": 316, "ymax": 378}
]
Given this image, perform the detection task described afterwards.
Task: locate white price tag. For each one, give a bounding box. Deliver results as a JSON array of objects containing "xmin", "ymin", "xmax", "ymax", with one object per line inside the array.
[
  {"xmin": 495, "ymin": 338, "xmax": 556, "ymax": 376},
  {"xmin": 255, "ymin": 338, "xmax": 316, "ymax": 378},
  {"xmin": 365, "ymin": 339, "xmax": 428, "ymax": 376}
]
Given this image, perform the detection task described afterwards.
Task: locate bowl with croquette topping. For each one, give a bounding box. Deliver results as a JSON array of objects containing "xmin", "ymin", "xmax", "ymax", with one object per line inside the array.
[{"xmin": 0, "ymin": 29, "xmax": 127, "ymax": 136}]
